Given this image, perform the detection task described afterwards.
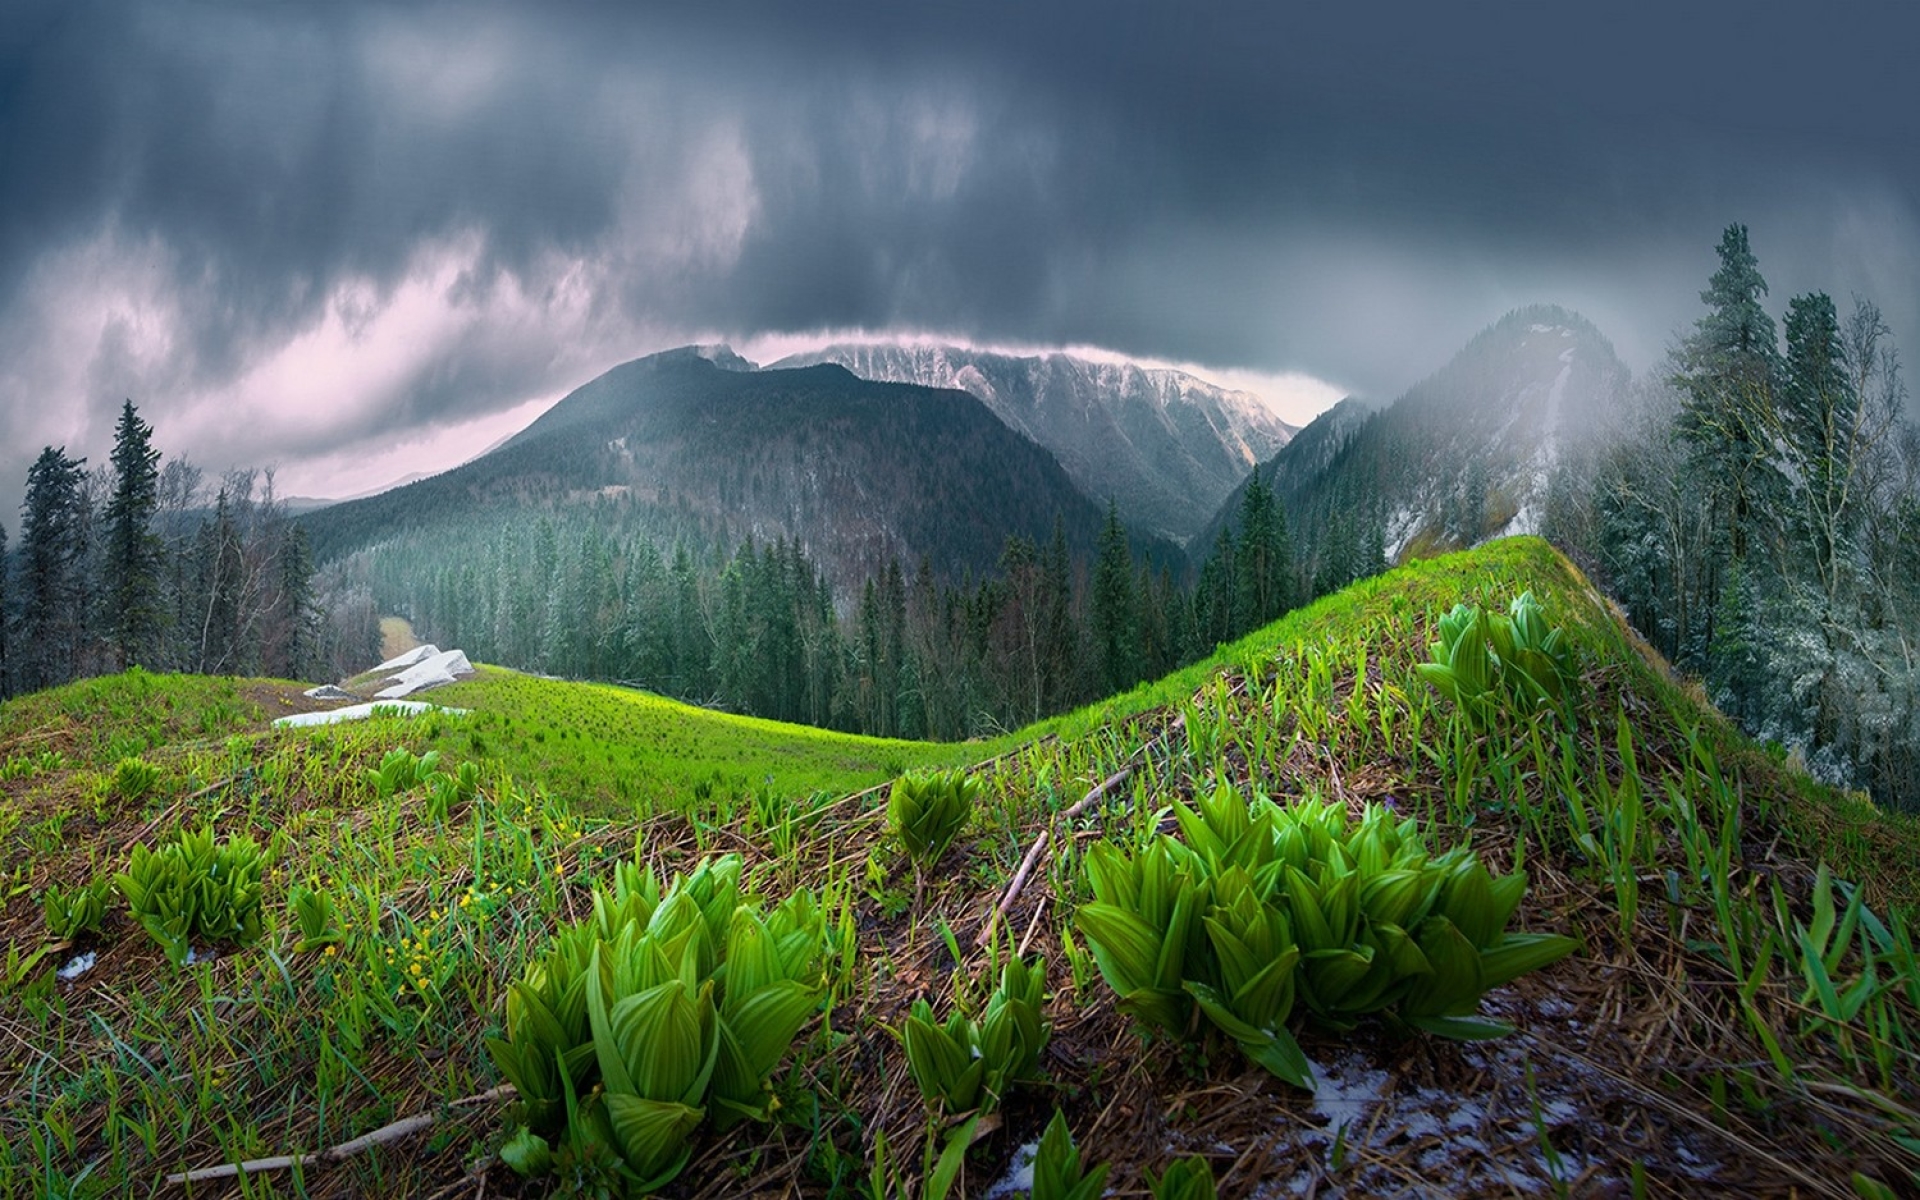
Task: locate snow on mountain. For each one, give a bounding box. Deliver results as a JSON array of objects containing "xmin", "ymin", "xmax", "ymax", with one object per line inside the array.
[
  {"xmin": 770, "ymin": 342, "xmax": 1297, "ymax": 543},
  {"xmin": 1199, "ymin": 306, "xmax": 1628, "ymax": 570}
]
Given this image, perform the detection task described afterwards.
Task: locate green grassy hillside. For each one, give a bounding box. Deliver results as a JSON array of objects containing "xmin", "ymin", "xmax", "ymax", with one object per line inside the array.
[{"xmin": 3, "ymin": 537, "xmax": 1917, "ymax": 1197}]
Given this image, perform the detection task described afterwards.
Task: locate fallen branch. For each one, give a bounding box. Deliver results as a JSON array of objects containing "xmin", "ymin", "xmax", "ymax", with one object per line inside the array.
[
  {"xmin": 164, "ymin": 1085, "xmax": 515, "ymax": 1186},
  {"xmin": 975, "ymin": 715, "xmax": 1184, "ymax": 948}
]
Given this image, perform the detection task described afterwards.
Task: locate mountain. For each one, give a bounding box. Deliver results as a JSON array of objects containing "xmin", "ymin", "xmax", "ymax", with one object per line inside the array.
[
  {"xmin": 770, "ymin": 342, "xmax": 1296, "ymax": 543},
  {"xmin": 1198, "ymin": 305, "xmax": 1628, "ymax": 570},
  {"xmin": 299, "ymin": 346, "xmax": 1181, "ymax": 586}
]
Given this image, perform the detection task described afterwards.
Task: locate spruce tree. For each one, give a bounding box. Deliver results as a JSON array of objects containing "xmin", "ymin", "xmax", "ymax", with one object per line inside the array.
[
  {"xmin": 1090, "ymin": 501, "xmax": 1139, "ymax": 694},
  {"xmin": 1234, "ymin": 473, "xmax": 1292, "ymax": 631},
  {"xmin": 103, "ymin": 400, "xmax": 165, "ymax": 669},
  {"xmin": 1040, "ymin": 516, "xmax": 1075, "ymax": 712},
  {"xmin": 1194, "ymin": 524, "xmax": 1236, "ymax": 648},
  {"xmin": 275, "ymin": 525, "xmax": 317, "ymax": 679},
  {"xmin": 1675, "ymin": 224, "xmax": 1782, "ymax": 567},
  {"xmin": 17, "ymin": 446, "xmax": 89, "ymax": 691},
  {"xmin": 1779, "ymin": 291, "xmax": 1854, "ymax": 598},
  {"xmin": 0, "ymin": 519, "xmax": 10, "ymax": 698}
]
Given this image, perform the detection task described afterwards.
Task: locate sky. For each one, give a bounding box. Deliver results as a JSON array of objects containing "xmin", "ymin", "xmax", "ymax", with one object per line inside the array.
[{"xmin": 2, "ymin": 1, "xmax": 1916, "ymax": 505}]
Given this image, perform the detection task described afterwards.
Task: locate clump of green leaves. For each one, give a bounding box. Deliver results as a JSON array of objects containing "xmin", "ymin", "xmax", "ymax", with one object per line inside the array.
[
  {"xmin": 1076, "ymin": 786, "xmax": 1578, "ymax": 1090},
  {"xmin": 424, "ymin": 760, "xmax": 481, "ymax": 822},
  {"xmin": 1147, "ymin": 1156, "xmax": 1219, "ymax": 1200},
  {"xmin": 369, "ymin": 747, "xmax": 442, "ymax": 799},
  {"xmin": 1030, "ymin": 1109, "xmax": 1109, "ymax": 1200},
  {"xmin": 888, "ymin": 769, "xmax": 978, "ymax": 869},
  {"xmin": 902, "ymin": 953, "xmax": 1050, "ymax": 1116},
  {"xmin": 115, "ymin": 826, "xmax": 266, "ymax": 965},
  {"xmin": 42, "ymin": 878, "xmax": 114, "ymax": 940},
  {"xmin": 488, "ymin": 853, "xmax": 827, "ymax": 1192},
  {"xmin": 111, "ymin": 756, "xmax": 161, "ymax": 803},
  {"xmin": 287, "ymin": 882, "xmax": 343, "ymax": 952},
  {"xmin": 1418, "ymin": 591, "xmax": 1579, "ymax": 728}
]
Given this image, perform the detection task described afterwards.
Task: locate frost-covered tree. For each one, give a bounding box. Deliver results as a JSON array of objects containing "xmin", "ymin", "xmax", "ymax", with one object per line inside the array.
[{"xmin": 1675, "ymin": 224, "xmax": 1782, "ymax": 569}]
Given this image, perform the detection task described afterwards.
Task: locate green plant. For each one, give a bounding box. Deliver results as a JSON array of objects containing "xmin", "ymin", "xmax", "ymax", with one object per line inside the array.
[
  {"xmin": 1076, "ymin": 789, "xmax": 1578, "ymax": 1090},
  {"xmin": 422, "ymin": 760, "xmax": 482, "ymax": 822},
  {"xmin": 1075, "ymin": 836, "xmax": 1207, "ymax": 1035},
  {"xmin": 887, "ymin": 769, "xmax": 979, "ymax": 869},
  {"xmin": 1147, "ymin": 1155, "xmax": 1219, "ymax": 1200},
  {"xmin": 489, "ymin": 853, "xmax": 826, "ymax": 1190},
  {"xmin": 901, "ymin": 954, "xmax": 1049, "ymax": 1117},
  {"xmin": 1029, "ymin": 1109, "xmax": 1109, "ymax": 1200},
  {"xmin": 369, "ymin": 747, "xmax": 441, "ymax": 799},
  {"xmin": 111, "ymin": 756, "xmax": 161, "ymax": 803},
  {"xmin": 114, "ymin": 826, "xmax": 266, "ymax": 965},
  {"xmin": 42, "ymin": 878, "xmax": 114, "ymax": 940},
  {"xmin": 1418, "ymin": 591, "xmax": 1579, "ymax": 728},
  {"xmin": 287, "ymin": 882, "xmax": 344, "ymax": 952}
]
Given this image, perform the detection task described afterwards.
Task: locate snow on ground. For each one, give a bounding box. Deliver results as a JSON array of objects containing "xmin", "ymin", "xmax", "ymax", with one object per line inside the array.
[
  {"xmin": 374, "ymin": 649, "xmax": 474, "ymax": 699},
  {"xmin": 982, "ymin": 1140, "xmax": 1039, "ymax": 1199},
  {"xmin": 273, "ymin": 701, "xmax": 466, "ymax": 728},
  {"xmin": 370, "ymin": 644, "xmax": 442, "ymax": 674}
]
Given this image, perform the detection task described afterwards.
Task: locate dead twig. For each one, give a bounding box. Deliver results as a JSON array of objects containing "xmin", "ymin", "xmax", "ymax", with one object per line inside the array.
[
  {"xmin": 976, "ymin": 715, "xmax": 1185, "ymax": 949},
  {"xmin": 163, "ymin": 1085, "xmax": 515, "ymax": 1186}
]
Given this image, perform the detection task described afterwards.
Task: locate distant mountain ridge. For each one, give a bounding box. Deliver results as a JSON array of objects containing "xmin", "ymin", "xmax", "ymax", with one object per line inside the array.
[
  {"xmin": 771, "ymin": 342, "xmax": 1296, "ymax": 543},
  {"xmin": 1198, "ymin": 306, "xmax": 1628, "ymax": 570},
  {"xmin": 300, "ymin": 347, "xmax": 1182, "ymax": 587}
]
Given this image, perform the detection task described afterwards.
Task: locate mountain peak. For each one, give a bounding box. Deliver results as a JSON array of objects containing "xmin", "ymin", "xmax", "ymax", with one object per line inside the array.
[
  {"xmin": 769, "ymin": 340, "xmax": 1296, "ymax": 542},
  {"xmin": 1197, "ymin": 307, "xmax": 1629, "ymax": 565}
]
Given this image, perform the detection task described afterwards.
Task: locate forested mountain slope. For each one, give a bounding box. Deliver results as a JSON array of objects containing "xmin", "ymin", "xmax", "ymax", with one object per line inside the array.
[
  {"xmin": 1199, "ymin": 306, "xmax": 1628, "ymax": 579},
  {"xmin": 300, "ymin": 347, "xmax": 1182, "ymax": 587},
  {"xmin": 775, "ymin": 342, "xmax": 1297, "ymax": 543}
]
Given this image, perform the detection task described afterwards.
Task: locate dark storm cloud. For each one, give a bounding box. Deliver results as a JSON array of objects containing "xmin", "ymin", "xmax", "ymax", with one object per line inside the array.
[{"xmin": 1, "ymin": 0, "xmax": 1915, "ymax": 500}]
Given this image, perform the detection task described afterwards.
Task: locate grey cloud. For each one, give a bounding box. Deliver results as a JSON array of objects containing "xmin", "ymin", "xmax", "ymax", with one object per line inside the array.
[{"xmin": 1, "ymin": 0, "xmax": 1916, "ymax": 502}]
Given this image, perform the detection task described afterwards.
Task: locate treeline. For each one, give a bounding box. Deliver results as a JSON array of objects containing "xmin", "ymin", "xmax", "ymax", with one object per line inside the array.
[
  {"xmin": 0, "ymin": 402, "xmax": 380, "ymax": 700},
  {"xmin": 1552, "ymin": 226, "xmax": 1920, "ymax": 802},
  {"xmin": 361, "ymin": 472, "xmax": 1349, "ymax": 740}
]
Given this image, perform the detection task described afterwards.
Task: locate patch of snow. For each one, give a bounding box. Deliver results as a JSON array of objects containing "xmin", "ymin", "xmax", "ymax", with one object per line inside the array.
[
  {"xmin": 1505, "ymin": 500, "xmax": 1542, "ymax": 538},
  {"xmin": 982, "ymin": 1140, "xmax": 1039, "ymax": 1199},
  {"xmin": 1310, "ymin": 1051, "xmax": 1392, "ymax": 1129},
  {"xmin": 1383, "ymin": 505, "xmax": 1423, "ymax": 563},
  {"xmin": 375, "ymin": 649, "xmax": 474, "ymax": 698},
  {"xmin": 273, "ymin": 701, "xmax": 467, "ymax": 729},
  {"xmin": 303, "ymin": 684, "xmax": 357, "ymax": 701},
  {"xmin": 58, "ymin": 951, "xmax": 97, "ymax": 980},
  {"xmin": 371, "ymin": 644, "xmax": 441, "ymax": 674}
]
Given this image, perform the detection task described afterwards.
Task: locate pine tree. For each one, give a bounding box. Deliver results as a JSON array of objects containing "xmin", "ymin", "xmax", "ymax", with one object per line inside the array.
[
  {"xmin": 17, "ymin": 446, "xmax": 90, "ymax": 691},
  {"xmin": 1194, "ymin": 524, "xmax": 1236, "ymax": 648},
  {"xmin": 1091, "ymin": 501, "xmax": 1139, "ymax": 694},
  {"xmin": 0, "ymin": 519, "xmax": 10, "ymax": 698},
  {"xmin": 103, "ymin": 400, "xmax": 165, "ymax": 669},
  {"xmin": 1233, "ymin": 472, "xmax": 1292, "ymax": 631},
  {"xmin": 1779, "ymin": 291, "xmax": 1855, "ymax": 600},
  {"xmin": 1675, "ymin": 224, "xmax": 1782, "ymax": 568},
  {"xmin": 1040, "ymin": 516, "xmax": 1076, "ymax": 712},
  {"xmin": 275, "ymin": 525, "xmax": 318, "ymax": 679}
]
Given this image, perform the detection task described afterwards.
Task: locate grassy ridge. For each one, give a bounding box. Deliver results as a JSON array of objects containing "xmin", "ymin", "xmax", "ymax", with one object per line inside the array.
[
  {"xmin": 3, "ymin": 536, "xmax": 1918, "ymax": 1197},
  {"xmin": 416, "ymin": 670, "xmax": 982, "ymax": 816}
]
